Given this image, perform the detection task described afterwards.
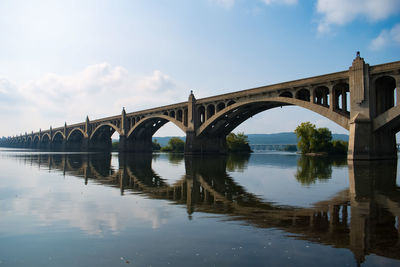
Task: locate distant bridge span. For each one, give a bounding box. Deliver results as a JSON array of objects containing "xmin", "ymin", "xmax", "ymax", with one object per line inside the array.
[{"xmin": 2, "ymin": 54, "xmax": 400, "ymax": 160}]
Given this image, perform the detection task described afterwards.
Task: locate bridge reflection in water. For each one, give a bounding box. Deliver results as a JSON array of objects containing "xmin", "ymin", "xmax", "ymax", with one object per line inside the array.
[{"xmin": 19, "ymin": 152, "xmax": 400, "ymax": 265}]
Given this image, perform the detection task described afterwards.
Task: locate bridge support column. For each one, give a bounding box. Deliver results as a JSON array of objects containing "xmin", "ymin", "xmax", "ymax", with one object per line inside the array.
[
  {"xmin": 89, "ymin": 138, "xmax": 112, "ymax": 151},
  {"xmin": 185, "ymin": 131, "xmax": 227, "ymax": 154},
  {"xmin": 348, "ymin": 53, "xmax": 397, "ymax": 160},
  {"xmin": 348, "ymin": 116, "xmax": 396, "ymax": 160},
  {"xmin": 81, "ymin": 137, "xmax": 90, "ymax": 151},
  {"xmin": 119, "ymin": 135, "xmax": 127, "ymax": 152},
  {"xmin": 122, "ymin": 133, "xmax": 152, "ymax": 153},
  {"xmin": 52, "ymin": 140, "xmax": 66, "ymax": 151}
]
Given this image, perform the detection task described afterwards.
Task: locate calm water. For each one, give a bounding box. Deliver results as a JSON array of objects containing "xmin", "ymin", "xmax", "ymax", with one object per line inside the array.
[{"xmin": 0, "ymin": 148, "xmax": 399, "ymax": 266}]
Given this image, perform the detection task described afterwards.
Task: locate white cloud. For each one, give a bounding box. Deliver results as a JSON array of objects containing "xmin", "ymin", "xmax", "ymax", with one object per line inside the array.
[
  {"xmin": 0, "ymin": 63, "xmax": 187, "ymax": 137},
  {"xmin": 316, "ymin": 0, "xmax": 400, "ymax": 33},
  {"xmin": 370, "ymin": 23, "xmax": 400, "ymax": 50}
]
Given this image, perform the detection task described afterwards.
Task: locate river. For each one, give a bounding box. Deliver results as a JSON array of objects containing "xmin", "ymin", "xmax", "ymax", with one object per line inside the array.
[{"xmin": 0, "ymin": 148, "xmax": 399, "ymax": 266}]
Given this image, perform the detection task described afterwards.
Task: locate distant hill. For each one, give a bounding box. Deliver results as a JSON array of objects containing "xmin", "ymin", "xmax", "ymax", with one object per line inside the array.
[{"xmin": 150, "ymin": 132, "xmax": 348, "ymax": 147}]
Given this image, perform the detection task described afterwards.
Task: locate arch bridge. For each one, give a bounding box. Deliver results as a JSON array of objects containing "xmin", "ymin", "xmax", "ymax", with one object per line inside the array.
[{"xmin": 1, "ymin": 55, "xmax": 400, "ymax": 160}]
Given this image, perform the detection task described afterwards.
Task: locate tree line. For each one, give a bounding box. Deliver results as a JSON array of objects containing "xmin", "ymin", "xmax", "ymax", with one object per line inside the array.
[
  {"xmin": 112, "ymin": 132, "xmax": 252, "ymax": 153},
  {"xmin": 294, "ymin": 122, "xmax": 348, "ymax": 155}
]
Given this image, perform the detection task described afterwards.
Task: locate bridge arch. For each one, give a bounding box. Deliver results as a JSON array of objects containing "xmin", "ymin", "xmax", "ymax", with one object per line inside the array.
[
  {"xmin": 66, "ymin": 128, "xmax": 87, "ymax": 141},
  {"xmin": 127, "ymin": 114, "xmax": 186, "ymax": 139},
  {"xmin": 26, "ymin": 136, "xmax": 32, "ymax": 147},
  {"xmin": 66, "ymin": 128, "xmax": 87, "ymax": 151},
  {"xmin": 30, "ymin": 135, "xmax": 40, "ymax": 148},
  {"xmin": 41, "ymin": 133, "xmax": 51, "ymax": 142},
  {"xmin": 52, "ymin": 131, "xmax": 65, "ymax": 150},
  {"xmin": 89, "ymin": 123, "xmax": 122, "ymax": 140},
  {"xmin": 89, "ymin": 123, "xmax": 122, "ymax": 151},
  {"xmin": 197, "ymin": 96, "xmax": 349, "ymax": 137},
  {"xmin": 40, "ymin": 133, "xmax": 51, "ymax": 149},
  {"xmin": 52, "ymin": 131, "xmax": 65, "ymax": 142}
]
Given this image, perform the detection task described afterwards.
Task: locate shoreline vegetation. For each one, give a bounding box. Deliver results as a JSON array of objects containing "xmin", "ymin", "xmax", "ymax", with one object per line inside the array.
[
  {"xmin": 111, "ymin": 125, "xmax": 347, "ymax": 155},
  {"xmin": 112, "ymin": 132, "xmax": 253, "ymax": 153},
  {"xmin": 294, "ymin": 122, "xmax": 348, "ymax": 156}
]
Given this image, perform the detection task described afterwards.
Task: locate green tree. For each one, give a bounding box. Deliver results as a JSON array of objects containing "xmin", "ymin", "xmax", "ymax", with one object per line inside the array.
[
  {"xmin": 152, "ymin": 139, "xmax": 161, "ymax": 151},
  {"xmin": 330, "ymin": 140, "xmax": 348, "ymax": 155},
  {"xmin": 294, "ymin": 122, "xmax": 317, "ymax": 153},
  {"xmin": 295, "ymin": 122, "xmax": 347, "ymax": 155},
  {"xmin": 226, "ymin": 132, "xmax": 252, "ymax": 153},
  {"xmin": 312, "ymin": 127, "xmax": 332, "ymax": 152},
  {"xmin": 161, "ymin": 137, "xmax": 185, "ymax": 152}
]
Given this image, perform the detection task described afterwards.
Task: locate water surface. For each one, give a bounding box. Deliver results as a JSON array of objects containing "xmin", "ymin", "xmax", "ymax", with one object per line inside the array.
[{"xmin": 0, "ymin": 148, "xmax": 399, "ymax": 266}]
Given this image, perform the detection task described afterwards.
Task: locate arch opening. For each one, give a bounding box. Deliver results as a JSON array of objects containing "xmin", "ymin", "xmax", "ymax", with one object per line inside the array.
[
  {"xmin": 66, "ymin": 129, "xmax": 85, "ymax": 151},
  {"xmin": 33, "ymin": 136, "xmax": 40, "ymax": 148},
  {"xmin": 227, "ymin": 100, "xmax": 236, "ymax": 106},
  {"xmin": 26, "ymin": 137, "xmax": 32, "ymax": 148},
  {"xmin": 333, "ymin": 83, "xmax": 349, "ymax": 115},
  {"xmin": 217, "ymin": 102, "xmax": 225, "ymax": 112},
  {"xmin": 207, "ymin": 104, "xmax": 215, "ymax": 119},
  {"xmin": 376, "ymin": 76, "xmax": 397, "ymax": 116},
  {"xmin": 296, "ymin": 89, "xmax": 310, "ymax": 102},
  {"xmin": 314, "ymin": 86, "xmax": 330, "ymax": 107},
  {"xmin": 90, "ymin": 124, "xmax": 117, "ymax": 151},
  {"xmin": 279, "ymin": 91, "xmax": 293, "ymax": 98},
  {"xmin": 126, "ymin": 116, "xmax": 185, "ymax": 153},
  {"xmin": 52, "ymin": 132, "xmax": 64, "ymax": 151},
  {"xmin": 40, "ymin": 134, "xmax": 51, "ymax": 150},
  {"xmin": 177, "ymin": 110, "xmax": 183, "ymax": 122},
  {"xmin": 198, "ymin": 106, "xmax": 206, "ymax": 126}
]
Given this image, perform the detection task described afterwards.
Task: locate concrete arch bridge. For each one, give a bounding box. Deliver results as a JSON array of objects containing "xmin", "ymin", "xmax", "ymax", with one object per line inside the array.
[{"xmin": 2, "ymin": 55, "xmax": 400, "ymax": 160}]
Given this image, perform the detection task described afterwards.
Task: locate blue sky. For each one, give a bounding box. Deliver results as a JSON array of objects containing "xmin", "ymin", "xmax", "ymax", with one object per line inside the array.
[{"xmin": 0, "ymin": 0, "xmax": 399, "ymax": 137}]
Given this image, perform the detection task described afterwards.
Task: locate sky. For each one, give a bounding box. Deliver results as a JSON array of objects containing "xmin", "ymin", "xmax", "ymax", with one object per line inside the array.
[{"xmin": 0, "ymin": 0, "xmax": 399, "ymax": 138}]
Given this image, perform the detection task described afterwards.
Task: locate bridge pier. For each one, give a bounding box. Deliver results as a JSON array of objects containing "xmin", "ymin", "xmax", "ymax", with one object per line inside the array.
[
  {"xmin": 52, "ymin": 140, "xmax": 66, "ymax": 151},
  {"xmin": 348, "ymin": 53, "xmax": 398, "ymax": 160},
  {"xmin": 65, "ymin": 136, "xmax": 89, "ymax": 151},
  {"xmin": 120, "ymin": 134, "xmax": 152, "ymax": 153},
  {"xmin": 185, "ymin": 131, "xmax": 227, "ymax": 154},
  {"xmin": 348, "ymin": 116, "xmax": 397, "ymax": 160},
  {"xmin": 89, "ymin": 138, "xmax": 112, "ymax": 151}
]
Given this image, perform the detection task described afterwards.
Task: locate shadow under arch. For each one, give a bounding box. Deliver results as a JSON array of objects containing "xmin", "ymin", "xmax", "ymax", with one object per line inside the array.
[
  {"xmin": 52, "ymin": 131, "xmax": 65, "ymax": 151},
  {"xmin": 89, "ymin": 123, "xmax": 122, "ymax": 151},
  {"xmin": 66, "ymin": 128, "xmax": 87, "ymax": 151},
  {"xmin": 123, "ymin": 115, "xmax": 186, "ymax": 152}
]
